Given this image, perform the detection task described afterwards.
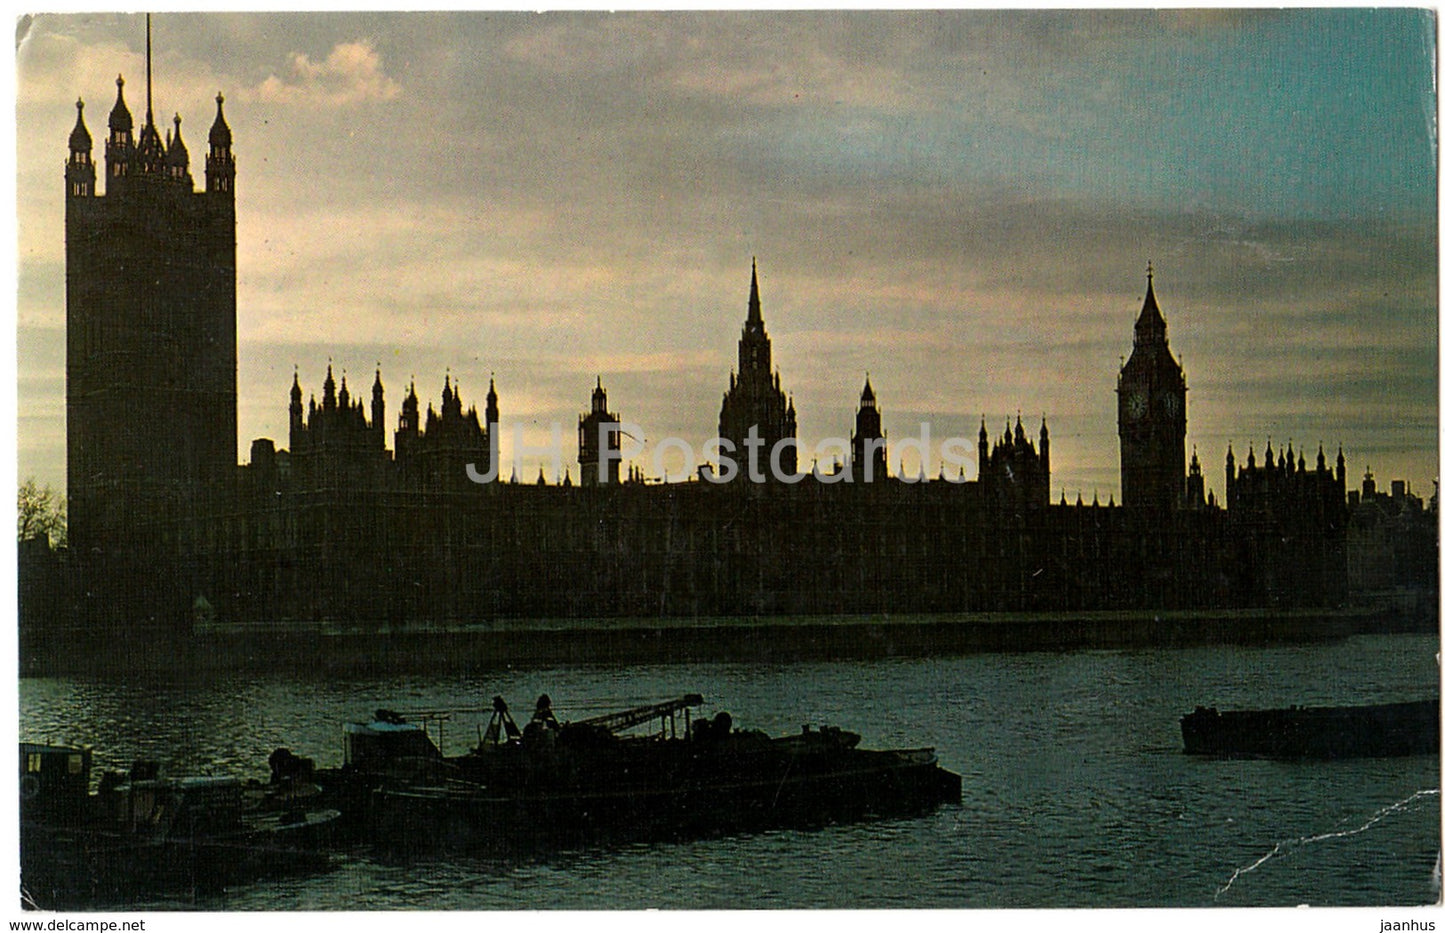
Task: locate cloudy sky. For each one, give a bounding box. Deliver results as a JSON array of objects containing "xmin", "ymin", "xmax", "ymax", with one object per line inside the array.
[{"xmin": 15, "ymin": 10, "xmax": 1438, "ymax": 500}]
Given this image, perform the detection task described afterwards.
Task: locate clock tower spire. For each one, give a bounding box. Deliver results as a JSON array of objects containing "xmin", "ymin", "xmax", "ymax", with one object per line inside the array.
[{"xmin": 1117, "ymin": 264, "xmax": 1187, "ymax": 511}]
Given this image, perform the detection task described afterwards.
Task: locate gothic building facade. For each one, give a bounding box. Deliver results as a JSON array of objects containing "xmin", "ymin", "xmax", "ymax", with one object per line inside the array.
[
  {"xmin": 978, "ymin": 415, "xmax": 1050, "ymax": 510},
  {"xmin": 717, "ymin": 261, "xmax": 798, "ymax": 480},
  {"xmin": 66, "ymin": 76, "xmax": 236, "ymax": 558},
  {"xmin": 63, "ymin": 51, "xmax": 237, "ymax": 628},
  {"xmin": 1223, "ymin": 441, "xmax": 1351, "ymax": 606},
  {"xmin": 38, "ymin": 42, "xmax": 1393, "ymax": 654},
  {"xmin": 578, "ymin": 378, "xmax": 622, "ymax": 486},
  {"xmin": 1117, "ymin": 266, "xmax": 1187, "ymax": 511},
  {"xmin": 849, "ymin": 377, "xmax": 887, "ymax": 482}
]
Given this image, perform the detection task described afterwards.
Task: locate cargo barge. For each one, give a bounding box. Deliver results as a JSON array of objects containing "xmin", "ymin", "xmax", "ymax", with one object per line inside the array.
[
  {"xmin": 311, "ymin": 693, "xmax": 962, "ymax": 852},
  {"xmin": 20, "ymin": 743, "xmax": 337, "ymax": 907},
  {"xmin": 1180, "ymin": 699, "xmax": 1440, "ymax": 759}
]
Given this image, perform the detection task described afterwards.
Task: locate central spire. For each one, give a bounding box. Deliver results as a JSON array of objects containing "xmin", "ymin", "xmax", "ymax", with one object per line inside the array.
[
  {"xmin": 747, "ymin": 257, "xmax": 762, "ymax": 325},
  {"xmin": 145, "ymin": 13, "xmax": 154, "ymax": 130}
]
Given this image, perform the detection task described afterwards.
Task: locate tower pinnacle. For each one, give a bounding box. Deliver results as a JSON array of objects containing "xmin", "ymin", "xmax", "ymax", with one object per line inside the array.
[
  {"xmin": 747, "ymin": 257, "xmax": 762, "ymax": 326},
  {"xmin": 145, "ymin": 14, "xmax": 154, "ymax": 130}
]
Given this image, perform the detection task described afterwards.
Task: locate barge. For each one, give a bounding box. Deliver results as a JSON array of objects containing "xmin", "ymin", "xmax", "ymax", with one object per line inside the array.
[
  {"xmin": 1180, "ymin": 699, "xmax": 1440, "ymax": 759},
  {"xmin": 20, "ymin": 743, "xmax": 337, "ymax": 907},
  {"xmin": 313, "ymin": 694, "xmax": 961, "ymax": 852}
]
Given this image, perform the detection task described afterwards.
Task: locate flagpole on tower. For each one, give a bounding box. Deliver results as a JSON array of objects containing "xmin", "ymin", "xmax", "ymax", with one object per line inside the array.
[{"xmin": 145, "ymin": 13, "xmax": 153, "ymax": 127}]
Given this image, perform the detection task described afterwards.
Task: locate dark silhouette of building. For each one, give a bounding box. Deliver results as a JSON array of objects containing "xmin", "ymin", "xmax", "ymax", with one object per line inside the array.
[
  {"xmin": 579, "ymin": 378, "xmax": 621, "ymax": 486},
  {"xmin": 1347, "ymin": 469, "xmax": 1438, "ymax": 602},
  {"xmin": 63, "ymin": 33, "xmax": 236, "ymax": 628},
  {"xmin": 1184, "ymin": 449, "xmax": 1211, "ymax": 509},
  {"xmin": 718, "ymin": 260, "xmax": 797, "ymax": 480},
  {"xmin": 978, "ymin": 415, "xmax": 1050, "ymax": 510},
  {"xmin": 848, "ymin": 377, "xmax": 888, "ymax": 482},
  {"xmin": 394, "ymin": 374, "xmax": 495, "ymax": 490},
  {"xmin": 1117, "ymin": 265, "xmax": 1186, "ymax": 511},
  {"xmin": 35, "ymin": 35, "xmax": 1418, "ymax": 663},
  {"xmin": 1224, "ymin": 441, "xmax": 1350, "ymax": 606}
]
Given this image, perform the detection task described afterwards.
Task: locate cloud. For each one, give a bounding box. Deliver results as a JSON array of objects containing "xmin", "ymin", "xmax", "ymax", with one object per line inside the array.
[
  {"xmin": 251, "ymin": 40, "xmax": 400, "ymax": 106},
  {"xmin": 16, "ymin": 12, "xmax": 1438, "ymax": 501}
]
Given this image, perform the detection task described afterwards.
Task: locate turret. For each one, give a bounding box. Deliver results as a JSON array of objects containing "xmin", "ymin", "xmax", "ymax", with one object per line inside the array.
[
  {"xmin": 289, "ymin": 369, "xmax": 304, "ymax": 448},
  {"xmin": 67, "ymin": 99, "xmax": 95, "ymax": 199},
  {"xmin": 105, "ymin": 75, "xmax": 134, "ymax": 185},
  {"xmin": 978, "ymin": 417, "xmax": 988, "ymax": 476},
  {"xmin": 206, "ymin": 92, "xmax": 235, "ymax": 195},
  {"xmin": 322, "ymin": 364, "xmax": 337, "ymax": 410},
  {"xmin": 165, "ymin": 113, "xmax": 190, "ymax": 184},
  {"xmin": 442, "ymin": 374, "xmax": 463, "ymax": 419},
  {"xmin": 372, "ymin": 369, "xmax": 385, "ymax": 441},
  {"xmin": 395, "ymin": 380, "xmax": 420, "ymax": 444},
  {"xmin": 591, "ymin": 376, "xmax": 608, "ymax": 414},
  {"xmin": 1039, "ymin": 416, "xmax": 1050, "ymax": 477},
  {"xmin": 485, "ymin": 377, "xmax": 499, "ymax": 432},
  {"xmin": 135, "ymin": 107, "xmax": 165, "ymax": 178},
  {"xmin": 1224, "ymin": 444, "xmax": 1236, "ymax": 509},
  {"xmin": 1186, "ymin": 447, "xmax": 1205, "ymax": 508}
]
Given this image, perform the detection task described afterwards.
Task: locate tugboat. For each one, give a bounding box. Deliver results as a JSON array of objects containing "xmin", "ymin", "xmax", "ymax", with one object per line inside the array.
[
  {"xmin": 315, "ymin": 694, "xmax": 962, "ymax": 853},
  {"xmin": 1180, "ymin": 699, "xmax": 1441, "ymax": 759},
  {"xmin": 20, "ymin": 743, "xmax": 338, "ymax": 907}
]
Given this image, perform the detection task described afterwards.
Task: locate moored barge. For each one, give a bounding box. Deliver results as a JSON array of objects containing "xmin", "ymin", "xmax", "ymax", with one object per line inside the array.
[
  {"xmin": 20, "ymin": 743, "xmax": 337, "ymax": 907},
  {"xmin": 313, "ymin": 694, "xmax": 962, "ymax": 852},
  {"xmin": 1180, "ymin": 699, "xmax": 1440, "ymax": 759}
]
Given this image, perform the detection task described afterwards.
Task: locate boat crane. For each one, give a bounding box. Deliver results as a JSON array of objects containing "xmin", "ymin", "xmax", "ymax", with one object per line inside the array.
[
  {"xmin": 575, "ymin": 694, "xmax": 704, "ymax": 736},
  {"xmin": 478, "ymin": 694, "xmax": 705, "ymax": 746}
]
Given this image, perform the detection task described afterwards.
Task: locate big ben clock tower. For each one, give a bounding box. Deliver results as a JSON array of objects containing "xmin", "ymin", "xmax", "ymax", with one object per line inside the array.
[{"xmin": 1117, "ymin": 265, "xmax": 1186, "ymax": 511}]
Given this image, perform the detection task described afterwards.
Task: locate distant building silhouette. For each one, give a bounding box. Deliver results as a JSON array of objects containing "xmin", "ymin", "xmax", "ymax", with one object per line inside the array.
[
  {"xmin": 850, "ymin": 377, "xmax": 887, "ymax": 481},
  {"xmin": 1224, "ymin": 441, "xmax": 1351, "ymax": 606},
  {"xmin": 64, "ymin": 39, "xmax": 237, "ymax": 628},
  {"xmin": 718, "ymin": 260, "xmax": 797, "ymax": 480},
  {"xmin": 31, "ymin": 30, "xmax": 1432, "ymax": 664},
  {"xmin": 579, "ymin": 378, "xmax": 621, "ymax": 486},
  {"xmin": 1346, "ymin": 468, "xmax": 1437, "ymax": 600},
  {"xmin": 1118, "ymin": 265, "xmax": 1186, "ymax": 511},
  {"xmin": 978, "ymin": 415, "xmax": 1050, "ymax": 510}
]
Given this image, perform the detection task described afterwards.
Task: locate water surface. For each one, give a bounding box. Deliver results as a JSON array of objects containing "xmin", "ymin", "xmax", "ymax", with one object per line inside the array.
[{"xmin": 19, "ymin": 633, "xmax": 1440, "ymax": 909}]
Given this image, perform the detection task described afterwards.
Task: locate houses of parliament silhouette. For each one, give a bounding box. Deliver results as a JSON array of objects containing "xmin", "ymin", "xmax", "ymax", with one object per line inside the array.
[{"xmin": 28, "ymin": 36, "xmax": 1435, "ymax": 652}]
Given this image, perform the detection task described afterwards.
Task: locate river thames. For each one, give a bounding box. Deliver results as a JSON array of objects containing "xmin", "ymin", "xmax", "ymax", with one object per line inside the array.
[{"xmin": 18, "ymin": 632, "xmax": 1439, "ymax": 910}]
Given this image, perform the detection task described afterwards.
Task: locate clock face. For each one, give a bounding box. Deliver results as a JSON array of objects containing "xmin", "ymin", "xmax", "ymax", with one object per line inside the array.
[
  {"xmin": 1126, "ymin": 391, "xmax": 1147, "ymax": 419},
  {"xmin": 1162, "ymin": 392, "xmax": 1180, "ymax": 418}
]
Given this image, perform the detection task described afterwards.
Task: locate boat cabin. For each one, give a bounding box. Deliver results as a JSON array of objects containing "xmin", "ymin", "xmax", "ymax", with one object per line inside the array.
[
  {"xmin": 19, "ymin": 743, "xmax": 92, "ymax": 825},
  {"xmin": 116, "ymin": 776, "xmax": 246, "ymax": 838},
  {"xmin": 343, "ymin": 714, "xmax": 442, "ymax": 771}
]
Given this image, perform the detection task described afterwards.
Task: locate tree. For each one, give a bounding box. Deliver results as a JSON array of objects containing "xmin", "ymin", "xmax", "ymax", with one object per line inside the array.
[{"xmin": 17, "ymin": 479, "xmax": 65, "ymax": 547}]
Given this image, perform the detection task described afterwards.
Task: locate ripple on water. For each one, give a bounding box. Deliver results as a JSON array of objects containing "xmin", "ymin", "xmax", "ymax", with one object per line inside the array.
[{"xmin": 20, "ymin": 634, "xmax": 1441, "ymax": 909}]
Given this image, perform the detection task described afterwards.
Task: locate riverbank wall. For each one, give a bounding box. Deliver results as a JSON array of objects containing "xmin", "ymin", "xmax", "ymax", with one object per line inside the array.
[{"xmin": 19, "ymin": 605, "xmax": 1436, "ymax": 677}]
